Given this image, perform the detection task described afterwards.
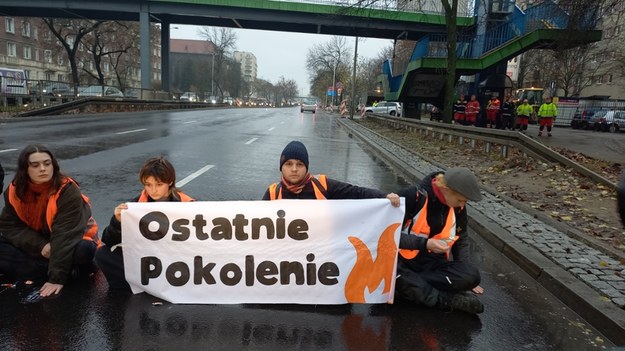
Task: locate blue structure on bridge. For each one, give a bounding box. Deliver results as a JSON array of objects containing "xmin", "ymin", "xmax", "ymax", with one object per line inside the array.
[{"xmin": 379, "ymin": 0, "xmax": 601, "ymax": 118}]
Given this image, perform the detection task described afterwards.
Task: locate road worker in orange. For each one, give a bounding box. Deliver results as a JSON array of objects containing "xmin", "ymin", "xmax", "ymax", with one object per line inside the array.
[
  {"xmin": 464, "ymin": 95, "xmax": 480, "ymax": 126},
  {"xmin": 263, "ymin": 140, "xmax": 400, "ymax": 205},
  {"xmin": 396, "ymin": 167, "xmax": 484, "ymax": 314},
  {"xmin": 95, "ymin": 156, "xmax": 195, "ymax": 291},
  {"xmin": 0, "ymin": 144, "xmax": 100, "ymax": 298},
  {"xmin": 486, "ymin": 94, "xmax": 500, "ymax": 128}
]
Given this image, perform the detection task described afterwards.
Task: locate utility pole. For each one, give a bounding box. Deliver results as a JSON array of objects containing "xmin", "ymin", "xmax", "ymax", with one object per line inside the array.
[
  {"xmin": 349, "ymin": 37, "xmax": 358, "ymax": 119},
  {"xmin": 331, "ymin": 60, "xmax": 337, "ymax": 108}
]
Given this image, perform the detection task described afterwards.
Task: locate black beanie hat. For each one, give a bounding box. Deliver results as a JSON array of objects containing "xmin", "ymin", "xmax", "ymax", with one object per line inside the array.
[{"xmin": 280, "ymin": 141, "xmax": 309, "ymax": 170}]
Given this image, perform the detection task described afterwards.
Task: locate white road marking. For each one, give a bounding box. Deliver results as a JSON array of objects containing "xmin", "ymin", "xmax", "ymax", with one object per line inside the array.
[
  {"xmin": 268, "ymin": 127, "xmax": 275, "ymax": 131},
  {"xmin": 245, "ymin": 138, "xmax": 258, "ymax": 145},
  {"xmin": 0, "ymin": 148, "xmax": 18, "ymax": 153},
  {"xmin": 116, "ymin": 128, "xmax": 147, "ymax": 135},
  {"xmin": 184, "ymin": 120, "xmax": 197, "ymax": 124},
  {"xmin": 177, "ymin": 164, "xmax": 215, "ymax": 187}
]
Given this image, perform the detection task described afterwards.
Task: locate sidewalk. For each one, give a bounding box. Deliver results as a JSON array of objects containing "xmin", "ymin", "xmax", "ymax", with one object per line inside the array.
[{"xmin": 339, "ymin": 118, "xmax": 625, "ymax": 345}]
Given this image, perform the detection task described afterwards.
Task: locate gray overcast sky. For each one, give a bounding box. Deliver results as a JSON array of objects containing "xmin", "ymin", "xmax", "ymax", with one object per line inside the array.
[{"xmin": 171, "ymin": 25, "xmax": 392, "ymax": 96}]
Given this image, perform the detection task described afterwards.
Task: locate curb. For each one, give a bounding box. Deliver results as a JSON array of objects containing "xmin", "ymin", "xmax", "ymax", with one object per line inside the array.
[{"xmin": 338, "ymin": 118, "xmax": 625, "ymax": 345}]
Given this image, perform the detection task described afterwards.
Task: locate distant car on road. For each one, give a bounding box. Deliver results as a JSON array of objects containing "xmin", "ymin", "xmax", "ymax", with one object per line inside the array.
[
  {"xmin": 365, "ymin": 101, "xmax": 402, "ymax": 117},
  {"xmin": 180, "ymin": 92, "xmax": 198, "ymax": 102},
  {"xmin": 301, "ymin": 98, "xmax": 317, "ymax": 113},
  {"xmin": 590, "ymin": 110, "xmax": 625, "ymax": 133},
  {"xmin": 78, "ymin": 85, "xmax": 124, "ymax": 97},
  {"xmin": 571, "ymin": 107, "xmax": 602, "ymax": 130}
]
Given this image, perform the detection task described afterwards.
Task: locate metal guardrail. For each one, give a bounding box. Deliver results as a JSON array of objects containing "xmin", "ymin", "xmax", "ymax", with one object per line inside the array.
[
  {"xmin": 16, "ymin": 97, "xmax": 229, "ymax": 117},
  {"xmin": 369, "ymin": 114, "xmax": 618, "ymax": 191}
]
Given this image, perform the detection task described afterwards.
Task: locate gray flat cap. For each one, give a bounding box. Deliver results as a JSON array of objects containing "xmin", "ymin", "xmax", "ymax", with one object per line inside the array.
[{"xmin": 445, "ymin": 167, "xmax": 483, "ymax": 202}]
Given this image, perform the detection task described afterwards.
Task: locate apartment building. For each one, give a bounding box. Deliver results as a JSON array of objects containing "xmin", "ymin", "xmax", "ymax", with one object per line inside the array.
[
  {"xmin": 1, "ymin": 16, "xmax": 160, "ymax": 90},
  {"xmin": 233, "ymin": 51, "xmax": 257, "ymax": 83}
]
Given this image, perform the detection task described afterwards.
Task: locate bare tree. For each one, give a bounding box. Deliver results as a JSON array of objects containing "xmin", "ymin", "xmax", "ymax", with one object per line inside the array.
[
  {"xmin": 42, "ymin": 18, "xmax": 103, "ymax": 94},
  {"xmin": 197, "ymin": 27, "xmax": 238, "ymax": 97},
  {"xmin": 305, "ymin": 36, "xmax": 351, "ymax": 103},
  {"xmin": 81, "ymin": 21, "xmax": 141, "ymax": 89},
  {"xmin": 275, "ymin": 77, "xmax": 299, "ymax": 105}
]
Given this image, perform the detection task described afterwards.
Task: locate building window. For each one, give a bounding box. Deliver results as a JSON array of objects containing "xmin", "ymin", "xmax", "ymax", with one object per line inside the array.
[
  {"xmin": 23, "ymin": 46, "xmax": 32, "ymax": 59},
  {"xmin": 7, "ymin": 42, "xmax": 17, "ymax": 57},
  {"xmin": 33, "ymin": 27, "xmax": 38, "ymax": 40},
  {"xmin": 35, "ymin": 49, "xmax": 39, "ymax": 61},
  {"xmin": 5, "ymin": 17, "xmax": 15, "ymax": 33},
  {"xmin": 44, "ymin": 50, "xmax": 52, "ymax": 63},
  {"xmin": 57, "ymin": 55, "xmax": 64, "ymax": 65},
  {"xmin": 22, "ymin": 21, "xmax": 31, "ymax": 37},
  {"xmin": 44, "ymin": 30, "xmax": 51, "ymax": 42}
]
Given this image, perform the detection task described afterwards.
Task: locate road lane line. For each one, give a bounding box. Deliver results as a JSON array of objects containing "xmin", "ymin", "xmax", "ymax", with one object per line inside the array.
[
  {"xmin": 177, "ymin": 164, "xmax": 215, "ymax": 187},
  {"xmin": 268, "ymin": 127, "xmax": 275, "ymax": 131},
  {"xmin": 184, "ymin": 120, "xmax": 197, "ymax": 124},
  {"xmin": 0, "ymin": 148, "xmax": 18, "ymax": 153},
  {"xmin": 116, "ymin": 128, "xmax": 147, "ymax": 135},
  {"xmin": 245, "ymin": 138, "xmax": 258, "ymax": 145}
]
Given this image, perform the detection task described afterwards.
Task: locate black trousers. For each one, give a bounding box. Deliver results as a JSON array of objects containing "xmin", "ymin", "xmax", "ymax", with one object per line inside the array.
[
  {"xmin": 0, "ymin": 236, "xmax": 96, "ymax": 282},
  {"xmin": 395, "ymin": 257, "xmax": 480, "ymax": 307},
  {"xmin": 94, "ymin": 244, "xmax": 130, "ymax": 290}
]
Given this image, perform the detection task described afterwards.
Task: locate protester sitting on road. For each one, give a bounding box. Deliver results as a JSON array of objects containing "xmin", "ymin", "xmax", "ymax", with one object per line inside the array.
[
  {"xmin": 395, "ymin": 167, "xmax": 485, "ymax": 314},
  {"xmin": 262, "ymin": 140, "xmax": 401, "ymax": 206},
  {"xmin": 0, "ymin": 144, "xmax": 100, "ymax": 297},
  {"xmin": 95, "ymin": 156, "xmax": 195, "ymax": 291},
  {"xmin": 618, "ymin": 172, "xmax": 625, "ymax": 228}
]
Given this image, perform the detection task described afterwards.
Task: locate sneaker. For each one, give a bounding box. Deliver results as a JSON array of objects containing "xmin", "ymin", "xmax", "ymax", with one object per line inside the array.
[
  {"xmin": 437, "ymin": 291, "xmax": 484, "ymax": 314},
  {"xmin": 538, "ymin": 131, "xmax": 542, "ymax": 136}
]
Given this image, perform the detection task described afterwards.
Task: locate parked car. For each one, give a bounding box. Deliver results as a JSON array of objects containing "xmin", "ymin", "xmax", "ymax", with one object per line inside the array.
[
  {"xmin": 29, "ymin": 81, "xmax": 73, "ymax": 97},
  {"xmin": 571, "ymin": 107, "xmax": 602, "ymax": 129},
  {"xmin": 223, "ymin": 97, "xmax": 234, "ymax": 105},
  {"xmin": 180, "ymin": 92, "xmax": 198, "ymax": 102},
  {"xmin": 78, "ymin": 85, "xmax": 124, "ymax": 97},
  {"xmin": 300, "ymin": 98, "xmax": 317, "ymax": 113},
  {"xmin": 365, "ymin": 101, "xmax": 402, "ymax": 117},
  {"xmin": 590, "ymin": 110, "xmax": 625, "ymax": 132}
]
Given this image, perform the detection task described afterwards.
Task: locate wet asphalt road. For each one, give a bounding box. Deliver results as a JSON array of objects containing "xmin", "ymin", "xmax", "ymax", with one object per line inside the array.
[{"xmin": 0, "ymin": 108, "xmax": 616, "ymax": 350}]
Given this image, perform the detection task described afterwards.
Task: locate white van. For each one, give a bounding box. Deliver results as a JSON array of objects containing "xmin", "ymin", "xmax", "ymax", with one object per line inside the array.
[{"xmin": 0, "ymin": 67, "xmax": 28, "ymax": 95}]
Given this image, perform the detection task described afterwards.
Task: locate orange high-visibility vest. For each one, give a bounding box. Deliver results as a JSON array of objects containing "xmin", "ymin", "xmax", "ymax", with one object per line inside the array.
[
  {"xmin": 138, "ymin": 189, "xmax": 194, "ymax": 202},
  {"xmin": 268, "ymin": 175, "xmax": 328, "ymax": 200},
  {"xmin": 399, "ymin": 196, "xmax": 458, "ymax": 260},
  {"xmin": 8, "ymin": 177, "xmax": 100, "ymax": 246}
]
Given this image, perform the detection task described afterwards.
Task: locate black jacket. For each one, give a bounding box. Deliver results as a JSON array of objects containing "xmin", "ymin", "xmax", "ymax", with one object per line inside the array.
[
  {"xmin": 262, "ymin": 176, "xmax": 386, "ymax": 200},
  {"xmin": 398, "ymin": 172, "xmax": 471, "ymax": 265},
  {"xmin": 101, "ymin": 192, "xmax": 187, "ymax": 247}
]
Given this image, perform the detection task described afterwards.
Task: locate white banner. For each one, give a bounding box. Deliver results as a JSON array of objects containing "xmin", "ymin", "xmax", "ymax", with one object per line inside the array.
[{"xmin": 121, "ymin": 199, "xmax": 404, "ymax": 304}]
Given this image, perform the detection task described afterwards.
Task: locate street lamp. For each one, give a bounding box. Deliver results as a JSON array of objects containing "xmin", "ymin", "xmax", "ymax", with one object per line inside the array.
[
  {"xmin": 211, "ymin": 53, "xmax": 215, "ymax": 98},
  {"xmin": 331, "ymin": 59, "xmax": 337, "ymax": 108}
]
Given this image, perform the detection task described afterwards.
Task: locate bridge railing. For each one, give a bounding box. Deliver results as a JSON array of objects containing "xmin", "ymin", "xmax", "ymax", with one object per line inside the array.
[
  {"xmin": 292, "ymin": 0, "xmax": 475, "ymax": 17},
  {"xmin": 405, "ymin": 0, "xmax": 595, "ymax": 63}
]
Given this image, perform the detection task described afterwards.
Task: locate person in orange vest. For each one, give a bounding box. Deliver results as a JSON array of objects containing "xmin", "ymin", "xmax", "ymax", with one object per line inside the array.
[
  {"xmin": 95, "ymin": 156, "xmax": 195, "ymax": 290},
  {"xmin": 485, "ymin": 94, "xmax": 500, "ymax": 128},
  {"xmin": 263, "ymin": 140, "xmax": 400, "ymax": 205},
  {"xmin": 464, "ymin": 95, "xmax": 480, "ymax": 126},
  {"xmin": 395, "ymin": 167, "xmax": 484, "ymax": 314},
  {"xmin": 0, "ymin": 144, "xmax": 100, "ymax": 298}
]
